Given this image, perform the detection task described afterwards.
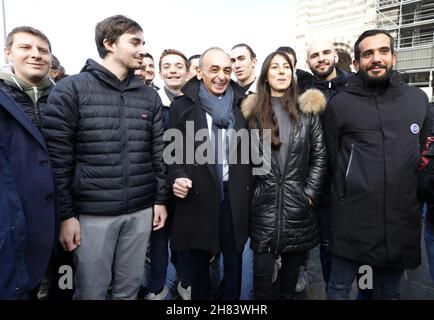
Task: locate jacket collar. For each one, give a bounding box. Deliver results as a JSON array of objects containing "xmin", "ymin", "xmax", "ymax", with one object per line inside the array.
[
  {"xmin": 344, "ymin": 70, "xmax": 407, "ymax": 98},
  {"xmin": 240, "ymin": 89, "xmax": 327, "ymax": 120},
  {"xmin": 80, "ymin": 59, "xmax": 144, "ymax": 91},
  {"xmin": 0, "ymin": 89, "xmax": 47, "ymax": 149},
  {"xmin": 312, "ymin": 67, "xmax": 350, "ymax": 90},
  {"xmin": 0, "ymin": 72, "xmax": 54, "ymax": 104}
]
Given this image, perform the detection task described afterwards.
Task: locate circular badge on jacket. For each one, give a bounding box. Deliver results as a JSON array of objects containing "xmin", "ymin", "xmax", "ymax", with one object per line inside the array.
[{"xmin": 410, "ymin": 124, "xmax": 420, "ymax": 134}]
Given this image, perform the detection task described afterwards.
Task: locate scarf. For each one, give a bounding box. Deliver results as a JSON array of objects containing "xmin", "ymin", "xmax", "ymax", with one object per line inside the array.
[{"xmin": 199, "ymin": 81, "xmax": 235, "ymax": 201}]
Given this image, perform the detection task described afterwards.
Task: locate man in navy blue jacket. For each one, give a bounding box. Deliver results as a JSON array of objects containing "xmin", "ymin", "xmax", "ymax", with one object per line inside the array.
[{"xmin": 0, "ymin": 88, "xmax": 56, "ymax": 299}]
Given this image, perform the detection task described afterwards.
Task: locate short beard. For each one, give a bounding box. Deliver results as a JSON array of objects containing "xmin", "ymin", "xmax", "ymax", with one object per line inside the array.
[
  {"xmin": 311, "ymin": 61, "xmax": 336, "ymax": 80},
  {"xmin": 359, "ymin": 67, "xmax": 392, "ymax": 88}
]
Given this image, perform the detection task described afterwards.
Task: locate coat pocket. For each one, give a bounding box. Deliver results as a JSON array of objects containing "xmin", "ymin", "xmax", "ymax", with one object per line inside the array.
[
  {"xmin": 250, "ymin": 185, "xmax": 261, "ymax": 211},
  {"xmin": 341, "ymin": 144, "xmax": 355, "ymax": 200},
  {"xmin": 299, "ymin": 182, "xmax": 311, "ymax": 209},
  {"xmin": 334, "ymin": 144, "xmax": 355, "ymax": 201}
]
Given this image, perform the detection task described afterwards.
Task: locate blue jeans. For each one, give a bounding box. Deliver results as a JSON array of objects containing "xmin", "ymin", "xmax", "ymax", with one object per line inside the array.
[
  {"xmin": 420, "ymin": 202, "xmax": 427, "ymax": 219},
  {"xmin": 327, "ymin": 254, "xmax": 403, "ymax": 300},
  {"xmin": 145, "ymin": 218, "xmax": 192, "ymax": 294},
  {"xmin": 146, "ymin": 223, "xmax": 170, "ymax": 294},
  {"xmin": 425, "ymin": 225, "xmax": 434, "ymax": 283}
]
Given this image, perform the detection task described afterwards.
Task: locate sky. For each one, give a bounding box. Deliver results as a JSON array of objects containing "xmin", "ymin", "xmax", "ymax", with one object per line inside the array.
[{"xmin": 0, "ymin": 0, "xmax": 298, "ymax": 87}]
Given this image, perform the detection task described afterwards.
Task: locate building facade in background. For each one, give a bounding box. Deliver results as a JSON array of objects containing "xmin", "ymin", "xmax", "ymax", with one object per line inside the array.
[
  {"xmin": 296, "ymin": 0, "xmax": 377, "ymax": 71},
  {"xmin": 296, "ymin": 0, "xmax": 434, "ymax": 101},
  {"xmin": 377, "ymin": 0, "xmax": 434, "ymax": 101}
]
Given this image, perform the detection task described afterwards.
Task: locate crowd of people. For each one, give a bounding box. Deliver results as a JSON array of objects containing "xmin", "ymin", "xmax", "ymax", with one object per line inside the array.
[{"xmin": 0, "ymin": 14, "xmax": 433, "ymax": 301}]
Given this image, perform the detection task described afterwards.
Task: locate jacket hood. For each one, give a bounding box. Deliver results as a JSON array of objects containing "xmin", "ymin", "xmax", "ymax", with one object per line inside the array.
[
  {"xmin": 0, "ymin": 71, "xmax": 54, "ymax": 104},
  {"xmin": 312, "ymin": 67, "xmax": 350, "ymax": 89},
  {"xmin": 240, "ymin": 89, "xmax": 327, "ymax": 120},
  {"xmin": 80, "ymin": 59, "xmax": 143, "ymax": 90},
  {"xmin": 0, "ymin": 71, "xmax": 53, "ymax": 90},
  {"xmin": 80, "ymin": 58, "xmax": 111, "ymax": 74}
]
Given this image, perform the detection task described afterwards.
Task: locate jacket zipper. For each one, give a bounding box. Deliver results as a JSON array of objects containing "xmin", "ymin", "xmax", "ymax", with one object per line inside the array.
[
  {"xmin": 374, "ymin": 95, "xmax": 388, "ymax": 238},
  {"xmin": 275, "ymin": 179, "xmax": 283, "ymax": 254},
  {"xmin": 32, "ymin": 87, "xmax": 43, "ymax": 128},
  {"xmin": 33, "ymin": 87, "xmax": 38, "ymax": 102},
  {"xmin": 8, "ymin": 79, "xmax": 44, "ymax": 128},
  {"xmin": 274, "ymin": 122, "xmax": 296, "ymax": 254},
  {"xmin": 120, "ymin": 93, "xmax": 129, "ymax": 213},
  {"xmin": 341, "ymin": 143, "xmax": 354, "ymax": 200}
]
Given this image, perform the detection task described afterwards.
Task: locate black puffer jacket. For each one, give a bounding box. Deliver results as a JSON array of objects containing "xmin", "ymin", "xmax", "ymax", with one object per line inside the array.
[
  {"xmin": 241, "ymin": 89, "xmax": 327, "ymax": 254},
  {"xmin": 310, "ymin": 67, "xmax": 353, "ymax": 101},
  {"xmin": 0, "ymin": 73, "xmax": 54, "ymax": 129},
  {"xmin": 297, "ymin": 67, "xmax": 353, "ymax": 102},
  {"xmin": 43, "ymin": 59, "xmax": 168, "ymax": 220}
]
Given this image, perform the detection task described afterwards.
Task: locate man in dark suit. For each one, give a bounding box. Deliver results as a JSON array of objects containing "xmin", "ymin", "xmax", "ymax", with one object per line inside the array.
[{"xmin": 167, "ymin": 47, "xmax": 253, "ymax": 300}]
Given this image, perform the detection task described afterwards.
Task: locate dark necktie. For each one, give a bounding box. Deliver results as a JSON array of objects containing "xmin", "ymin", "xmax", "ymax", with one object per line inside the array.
[{"xmin": 212, "ymin": 123, "xmax": 224, "ymax": 202}]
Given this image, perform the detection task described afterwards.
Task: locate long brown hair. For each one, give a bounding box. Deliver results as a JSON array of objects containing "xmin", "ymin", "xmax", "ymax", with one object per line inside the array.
[{"xmin": 254, "ymin": 51, "xmax": 298, "ymax": 149}]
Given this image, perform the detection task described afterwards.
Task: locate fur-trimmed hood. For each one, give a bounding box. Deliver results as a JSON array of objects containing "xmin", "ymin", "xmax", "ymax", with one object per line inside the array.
[{"xmin": 240, "ymin": 89, "xmax": 326, "ymax": 120}]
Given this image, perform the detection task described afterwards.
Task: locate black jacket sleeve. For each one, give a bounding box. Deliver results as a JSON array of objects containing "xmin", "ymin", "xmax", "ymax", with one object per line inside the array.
[
  {"xmin": 304, "ymin": 114, "xmax": 327, "ymax": 206},
  {"xmin": 41, "ymin": 79, "xmax": 79, "ymax": 221},
  {"xmin": 419, "ymin": 97, "xmax": 431, "ymax": 150},
  {"xmin": 151, "ymin": 94, "xmax": 169, "ymax": 205},
  {"xmin": 167, "ymin": 102, "xmax": 189, "ymax": 185},
  {"xmin": 323, "ymin": 99, "xmax": 341, "ymax": 174}
]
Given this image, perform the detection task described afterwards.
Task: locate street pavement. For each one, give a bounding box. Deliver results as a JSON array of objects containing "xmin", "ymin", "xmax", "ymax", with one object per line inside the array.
[{"xmin": 162, "ymin": 225, "xmax": 434, "ymax": 300}]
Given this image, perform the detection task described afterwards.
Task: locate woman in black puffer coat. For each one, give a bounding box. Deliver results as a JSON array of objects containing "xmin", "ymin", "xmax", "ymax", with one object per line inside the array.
[{"xmin": 241, "ymin": 51, "xmax": 327, "ymax": 299}]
